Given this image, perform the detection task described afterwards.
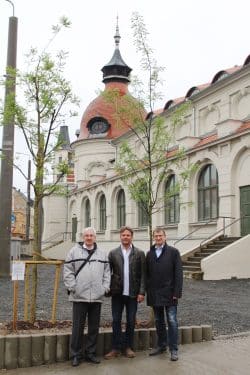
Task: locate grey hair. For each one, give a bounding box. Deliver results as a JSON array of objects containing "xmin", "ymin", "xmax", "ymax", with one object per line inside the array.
[{"xmin": 82, "ymin": 227, "xmax": 96, "ymax": 236}]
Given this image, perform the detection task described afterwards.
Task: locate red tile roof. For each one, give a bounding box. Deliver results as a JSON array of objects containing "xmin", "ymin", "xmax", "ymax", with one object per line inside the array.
[
  {"xmin": 166, "ymin": 147, "xmax": 179, "ymax": 158},
  {"xmin": 235, "ymin": 121, "xmax": 250, "ymax": 134},
  {"xmin": 192, "ymin": 134, "xmax": 218, "ymax": 148},
  {"xmin": 79, "ymin": 82, "xmax": 146, "ymax": 140}
]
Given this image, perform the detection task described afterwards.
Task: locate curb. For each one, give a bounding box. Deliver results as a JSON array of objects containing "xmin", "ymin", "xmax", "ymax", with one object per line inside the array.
[
  {"xmin": 0, "ymin": 325, "xmax": 212, "ymax": 370},
  {"xmin": 214, "ymin": 330, "xmax": 250, "ymax": 341}
]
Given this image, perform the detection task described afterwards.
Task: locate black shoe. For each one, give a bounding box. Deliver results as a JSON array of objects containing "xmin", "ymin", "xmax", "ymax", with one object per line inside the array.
[
  {"xmin": 149, "ymin": 347, "xmax": 167, "ymax": 356},
  {"xmin": 170, "ymin": 350, "xmax": 178, "ymax": 361},
  {"xmin": 85, "ymin": 354, "xmax": 101, "ymax": 364},
  {"xmin": 72, "ymin": 357, "xmax": 80, "ymax": 367}
]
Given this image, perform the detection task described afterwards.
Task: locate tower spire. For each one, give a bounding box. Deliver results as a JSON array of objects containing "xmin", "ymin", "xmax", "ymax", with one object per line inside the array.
[
  {"xmin": 114, "ymin": 15, "xmax": 121, "ymax": 49},
  {"xmin": 101, "ymin": 17, "xmax": 132, "ymax": 84}
]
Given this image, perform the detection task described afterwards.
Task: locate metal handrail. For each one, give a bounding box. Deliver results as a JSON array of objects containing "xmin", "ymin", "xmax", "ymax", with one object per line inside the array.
[
  {"xmin": 174, "ymin": 216, "xmax": 235, "ymax": 245},
  {"xmin": 42, "ymin": 231, "xmax": 72, "ymax": 244},
  {"xmin": 199, "ymin": 216, "xmax": 244, "ymax": 249}
]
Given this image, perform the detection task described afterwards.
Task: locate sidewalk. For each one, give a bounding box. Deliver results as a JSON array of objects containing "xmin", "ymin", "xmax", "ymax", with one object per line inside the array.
[{"xmin": 2, "ymin": 334, "xmax": 250, "ymax": 375}]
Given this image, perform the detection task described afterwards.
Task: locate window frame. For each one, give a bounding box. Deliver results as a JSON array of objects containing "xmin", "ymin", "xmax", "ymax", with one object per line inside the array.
[
  {"xmin": 117, "ymin": 189, "xmax": 126, "ymax": 228},
  {"xmin": 85, "ymin": 198, "xmax": 91, "ymax": 228},
  {"xmin": 198, "ymin": 164, "xmax": 219, "ymax": 221},
  {"xmin": 165, "ymin": 174, "xmax": 180, "ymax": 224},
  {"xmin": 99, "ymin": 194, "xmax": 107, "ymax": 231}
]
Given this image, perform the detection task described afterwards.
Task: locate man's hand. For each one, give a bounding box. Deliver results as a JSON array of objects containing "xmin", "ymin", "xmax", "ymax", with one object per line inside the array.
[{"xmin": 137, "ymin": 294, "xmax": 144, "ymax": 303}]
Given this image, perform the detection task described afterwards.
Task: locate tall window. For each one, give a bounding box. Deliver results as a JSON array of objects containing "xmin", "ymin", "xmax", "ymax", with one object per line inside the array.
[
  {"xmin": 99, "ymin": 194, "xmax": 106, "ymax": 231},
  {"xmin": 138, "ymin": 182, "xmax": 149, "ymax": 227},
  {"xmin": 138, "ymin": 202, "xmax": 149, "ymax": 227},
  {"xmin": 165, "ymin": 175, "xmax": 180, "ymax": 224},
  {"xmin": 117, "ymin": 189, "xmax": 126, "ymax": 228},
  {"xmin": 85, "ymin": 199, "xmax": 91, "ymax": 227},
  {"xmin": 198, "ymin": 164, "xmax": 219, "ymax": 221}
]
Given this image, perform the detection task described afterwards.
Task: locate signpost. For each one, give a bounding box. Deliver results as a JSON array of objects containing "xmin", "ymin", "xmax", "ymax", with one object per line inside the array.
[{"xmin": 11, "ymin": 260, "xmax": 25, "ymax": 330}]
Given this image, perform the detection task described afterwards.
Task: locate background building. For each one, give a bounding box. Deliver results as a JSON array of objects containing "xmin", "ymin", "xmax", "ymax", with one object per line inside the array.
[
  {"xmin": 42, "ymin": 26, "xmax": 250, "ymax": 279},
  {"xmin": 11, "ymin": 187, "xmax": 33, "ymax": 240}
]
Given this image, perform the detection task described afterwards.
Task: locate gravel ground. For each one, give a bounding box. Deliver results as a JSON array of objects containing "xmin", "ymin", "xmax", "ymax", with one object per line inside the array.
[{"xmin": 1, "ymin": 265, "xmax": 250, "ymax": 336}]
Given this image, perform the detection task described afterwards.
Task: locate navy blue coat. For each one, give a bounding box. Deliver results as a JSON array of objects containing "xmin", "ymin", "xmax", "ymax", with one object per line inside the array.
[{"xmin": 146, "ymin": 243, "xmax": 183, "ymax": 306}]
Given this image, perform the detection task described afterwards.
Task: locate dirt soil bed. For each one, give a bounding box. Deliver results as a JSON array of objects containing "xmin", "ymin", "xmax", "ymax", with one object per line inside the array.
[{"xmin": 1, "ymin": 266, "xmax": 250, "ymax": 336}]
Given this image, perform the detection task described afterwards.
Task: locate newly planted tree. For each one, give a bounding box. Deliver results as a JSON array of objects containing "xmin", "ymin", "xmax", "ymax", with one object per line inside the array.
[
  {"xmin": 1, "ymin": 17, "xmax": 79, "ymax": 322},
  {"xmin": 104, "ymin": 12, "xmax": 195, "ymax": 245}
]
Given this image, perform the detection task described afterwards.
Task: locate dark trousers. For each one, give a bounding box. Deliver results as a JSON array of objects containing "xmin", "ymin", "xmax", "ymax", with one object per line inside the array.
[
  {"xmin": 71, "ymin": 302, "xmax": 101, "ymax": 359},
  {"xmin": 111, "ymin": 295, "xmax": 138, "ymax": 350},
  {"xmin": 153, "ymin": 305, "xmax": 178, "ymax": 352}
]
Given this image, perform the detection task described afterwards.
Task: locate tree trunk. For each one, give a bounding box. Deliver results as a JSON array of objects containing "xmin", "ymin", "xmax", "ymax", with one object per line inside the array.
[{"xmin": 30, "ymin": 159, "xmax": 43, "ymax": 323}]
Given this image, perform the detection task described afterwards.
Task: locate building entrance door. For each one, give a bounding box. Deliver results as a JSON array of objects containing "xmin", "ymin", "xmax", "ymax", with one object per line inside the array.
[{"xmin": 240, "ymin": 185, "xmax": 250, "ymax": 236}]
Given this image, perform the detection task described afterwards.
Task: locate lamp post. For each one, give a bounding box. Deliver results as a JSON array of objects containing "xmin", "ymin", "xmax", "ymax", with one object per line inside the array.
[{"xmin": 0, "ymin": 0, "xmax": 18, "ymax": 278}]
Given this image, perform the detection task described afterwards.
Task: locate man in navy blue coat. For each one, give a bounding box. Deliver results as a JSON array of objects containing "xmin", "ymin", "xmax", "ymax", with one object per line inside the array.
[{"xmin": 146, "ymin": 228, "xmax": 183, "ymax": 361}]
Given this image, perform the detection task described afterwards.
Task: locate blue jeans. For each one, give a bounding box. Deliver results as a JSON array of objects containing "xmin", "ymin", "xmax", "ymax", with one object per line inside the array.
[
  {"xmin": 153, "ymin": 305, "xmax": 178, "ymax": 352},
  {"xmin": 111, "ymin": 295, "xmax": 138, "ymax": 350}
]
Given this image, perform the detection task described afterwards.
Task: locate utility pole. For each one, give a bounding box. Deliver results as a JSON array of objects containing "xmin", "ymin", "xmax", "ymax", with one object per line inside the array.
[{"xmin": 0, "ymin": 1, "xmax": 18, "ymax": 278}]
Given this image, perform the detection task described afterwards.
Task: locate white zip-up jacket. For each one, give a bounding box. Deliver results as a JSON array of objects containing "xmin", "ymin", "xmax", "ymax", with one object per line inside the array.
[{"xmin": 63, "ymin": 243, "xmax": 110, "ymax": 303}]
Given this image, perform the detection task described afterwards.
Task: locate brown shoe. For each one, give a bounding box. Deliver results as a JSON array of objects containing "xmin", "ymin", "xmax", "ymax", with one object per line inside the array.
[
  {"xmin": 104, "ymin": 350, "xmax": 121, "ymax": 360},
  {"xmin": 125, "ymin": 348, "xmax": 136, "ymax": 358}
]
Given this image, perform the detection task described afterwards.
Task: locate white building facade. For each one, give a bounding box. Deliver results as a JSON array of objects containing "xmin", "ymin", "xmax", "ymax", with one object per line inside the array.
[{"xmin": 42, "ymin": 30, "xmax": 250, "ymax": 256}]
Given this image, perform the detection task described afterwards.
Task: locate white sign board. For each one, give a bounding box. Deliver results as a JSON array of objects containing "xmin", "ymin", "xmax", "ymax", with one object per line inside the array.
[{"xmin": 12, "ymin": 261, "xmax": 25, "ymax": 281}]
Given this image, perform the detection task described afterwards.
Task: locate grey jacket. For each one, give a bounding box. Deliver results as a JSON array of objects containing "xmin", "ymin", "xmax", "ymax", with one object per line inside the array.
[{"xmin": 63, "ymin": 243, "xmax": 110, "ymax": 303}]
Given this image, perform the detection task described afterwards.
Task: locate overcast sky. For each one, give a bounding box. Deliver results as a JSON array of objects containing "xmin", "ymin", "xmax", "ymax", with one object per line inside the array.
[{"xmin": 0, "ymin": 0, "xmax": 250, "ymax": 194}]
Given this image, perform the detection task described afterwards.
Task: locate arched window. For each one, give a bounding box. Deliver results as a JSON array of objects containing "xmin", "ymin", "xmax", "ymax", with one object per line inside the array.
[
  {"xmin": 198, "ymin": 164, "xmax": 219, "ymax": 221},
  {"xmin": 165, "ymin": 175, "xmax": 180, "ymax": 224},
  {"xmin": 137, "ymin": 182, "xmax": 149, "ymax": 227},
  {"xmin": 138, "ymin": 202, "xmax": 148, "ymax": 227},
  {"xmin": 99, "ymin": 194, "xmax": 106, "ymax": 231},
  {"xmin": 85, "ymin": 199, "xmax": 91, "ymax": 227},
  {"xmin": 117, "ymin": 189, "xmax": 126, "ymax": 228}
]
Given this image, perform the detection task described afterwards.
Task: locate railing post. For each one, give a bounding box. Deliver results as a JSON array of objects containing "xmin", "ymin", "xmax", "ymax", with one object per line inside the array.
[
  {"xmin": 24, "ymin": 263, "xmax": 30, "ymax": 321},
  {"xmin": 51, "ymin": 264, "xmax": 61, "ymax": 324},
  {"xmin": 223, "ymin": 217, "xmax": 225, "ymax": 237}
]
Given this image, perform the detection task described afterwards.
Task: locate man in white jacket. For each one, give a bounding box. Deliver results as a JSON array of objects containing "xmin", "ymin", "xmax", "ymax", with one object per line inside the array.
[{"xmin": 64, "ymin": 227, "xmax": 110, "ymax": 366}]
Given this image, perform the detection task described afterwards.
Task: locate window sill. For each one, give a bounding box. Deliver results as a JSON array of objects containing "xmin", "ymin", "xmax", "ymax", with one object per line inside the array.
[
  {"xmin": 156, "ymin": 224, "xmax": 179, "ymax": 230},
  {"xmin": 190, "ymin": 220, "xmax": 217, "ymax": 226},
  {"xmin": 164, "ymin": 224, "xmax": 178, "ymax": 229},
  {"xmin": 132, "ymin": 227, "xmax": 148, "ymax": 231}
]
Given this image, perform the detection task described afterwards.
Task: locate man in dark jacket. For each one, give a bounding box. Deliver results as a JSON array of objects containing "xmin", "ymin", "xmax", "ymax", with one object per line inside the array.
[
  {"xmin": 146, "ymin": 228, "xmax": 183, "ymax": 361},
  {"xmin": 104, "ymin": 226, "xmax": 146, "ymax": 359}
]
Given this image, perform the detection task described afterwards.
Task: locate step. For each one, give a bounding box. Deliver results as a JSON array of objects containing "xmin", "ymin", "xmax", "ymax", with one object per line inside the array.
[
  {"xmin": 194, "ymin": 252, "xmax": 214, "ymax": 257},
  {"xmin": 208, "ymin": 241, "xmax": 236, "ymax": 246},
  {"xmin": 225, "ymin": 237, "xmax": 241, "ymax": 240},
  {"xmin": 183, "ymin": 265, "xmax": 201, "ymax": 271},
  {"xmin": 183, "ymin": 270, "xmax": 203, "ymax": 280},
  {"xmin": 188, "ymin": 256, "xmax": 203, "ymax": 261},
  {"xmin": 201, "ymin": 247, "xmax": 220, "ymax": 252},
  {"xmin": 204, "ymin": 244, "xmax": 226, "ymax": 249},
  {"xmin": 182, "ymin": 261, "xmax": 201, "ymax": 267}
]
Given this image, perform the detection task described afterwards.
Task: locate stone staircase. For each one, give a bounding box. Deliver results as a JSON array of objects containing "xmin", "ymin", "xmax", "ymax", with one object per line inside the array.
[{"xmin": 182, "ymin": 236, "xmax": 241, "ymax": 280}]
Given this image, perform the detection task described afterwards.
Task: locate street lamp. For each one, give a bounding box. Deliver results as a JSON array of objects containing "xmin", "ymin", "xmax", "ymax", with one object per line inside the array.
[
  {"xmin": 0, "ymin": 0, "xmax": 18, "ymax": 278},
  {"xmin": 5, "ymin": 0, "xmax": 15, "ymax": 16}
]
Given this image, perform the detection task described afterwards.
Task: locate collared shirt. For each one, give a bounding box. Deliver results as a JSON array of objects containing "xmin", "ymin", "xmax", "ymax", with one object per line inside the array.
[
  {"xmin": 155, "ymin": 245, "xmax": 164, "ymax": 258},
  {"xmin": 121, "ymin": 245, "xmax": 132, "ymax": 296},
  {"xmin": 82, "ymin": 243, "xmax": 94, "ymax": 251}
]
